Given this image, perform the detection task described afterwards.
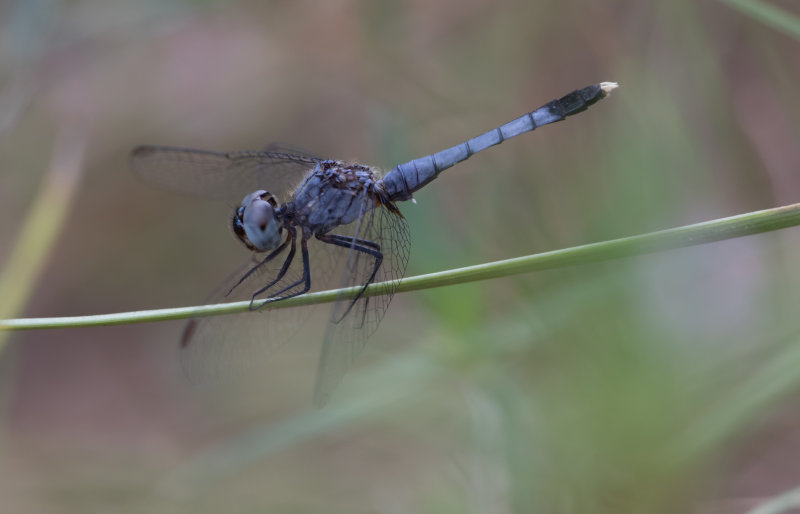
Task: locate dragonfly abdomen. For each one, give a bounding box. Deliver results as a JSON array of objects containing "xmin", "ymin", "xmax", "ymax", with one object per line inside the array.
[{"xmin": 381, "ymin": 82, "xmax": 617, "ymax": 202}]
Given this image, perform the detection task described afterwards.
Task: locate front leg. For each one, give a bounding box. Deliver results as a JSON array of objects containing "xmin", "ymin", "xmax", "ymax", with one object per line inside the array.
[
  {"xmin": 227, "ymin": 230, "xmax": 293, "ymax": 297},
  {"xmin": 250, "ymin": 234, "xmax": 312, "ymax": 310}
]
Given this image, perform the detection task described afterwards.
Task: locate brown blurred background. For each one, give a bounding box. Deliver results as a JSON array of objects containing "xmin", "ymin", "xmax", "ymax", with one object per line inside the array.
[{"xmin": 2, "ymin": 0, "xmax": 800, "ymax": 512}]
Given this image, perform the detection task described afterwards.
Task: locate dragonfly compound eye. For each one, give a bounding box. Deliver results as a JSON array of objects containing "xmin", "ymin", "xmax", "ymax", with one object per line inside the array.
[
  {"xmin": 238, "ymin": 190, "xmax": 282, "ymax": 252},
  {"xmin": 260, "ymin": 191, "xmax": 278, "ymax": 208},
  {"xmin": 232, "ymin": 206, "xmax": 247, "ymax": 242}
]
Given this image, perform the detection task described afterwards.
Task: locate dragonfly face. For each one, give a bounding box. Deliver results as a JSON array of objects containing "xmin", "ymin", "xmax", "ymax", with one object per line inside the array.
[{"xmin": 233, "ymin": 190, "xmax": 282, "ymax": 252}]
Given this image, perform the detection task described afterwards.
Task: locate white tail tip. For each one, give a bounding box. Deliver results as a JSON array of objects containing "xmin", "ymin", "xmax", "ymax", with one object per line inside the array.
[{"xmin": 599, "ymin": 82, "xmax": 619, "ymax": 95}]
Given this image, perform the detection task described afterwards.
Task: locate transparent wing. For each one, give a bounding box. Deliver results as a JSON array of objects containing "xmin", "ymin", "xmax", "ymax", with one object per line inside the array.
[
  {"xmin": 130, "ymin": 145, "xmax": 322, "ymax": 203},
  {"xmin": 312, "ymin": 199, "xmax": 411, "ymax": 406},
  {"xmin": 179, "ymin": 238, "xmax": 340, "ymax": 386}
]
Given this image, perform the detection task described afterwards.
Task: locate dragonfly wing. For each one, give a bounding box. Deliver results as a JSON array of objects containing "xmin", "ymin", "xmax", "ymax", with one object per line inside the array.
[
  {"xmin": 130, "ymin": 145, "xmax": 322, "ymax": 203},
  {"xmin": 179, "ymin": 238, "xmax": 338, "ymax": 386},
  {"xmin": 312, "ymin": 198, "xmax": 411, "ymax": 406}
]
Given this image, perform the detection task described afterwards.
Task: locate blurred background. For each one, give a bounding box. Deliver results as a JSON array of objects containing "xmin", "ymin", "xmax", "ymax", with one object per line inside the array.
[{"xmin": 2, "ymin": 0, "xmax": 800, "ymax": 512}]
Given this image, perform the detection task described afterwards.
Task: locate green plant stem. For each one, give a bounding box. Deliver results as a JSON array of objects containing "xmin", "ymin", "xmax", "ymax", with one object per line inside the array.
[{"xmin": 2, "ymin": 202, "xmax": 800, "ymax": 331}]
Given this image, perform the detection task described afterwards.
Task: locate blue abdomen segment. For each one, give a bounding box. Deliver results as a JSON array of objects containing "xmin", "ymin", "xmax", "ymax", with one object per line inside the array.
[{"xmin": 381, "ymin": 82, "xmax": 617, "ymax": 201}]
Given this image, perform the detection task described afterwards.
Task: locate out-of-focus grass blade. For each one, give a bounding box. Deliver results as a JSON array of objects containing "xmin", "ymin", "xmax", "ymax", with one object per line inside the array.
[
  {"xmin": 746, "ymin": 485, "xmax": 800, "ymax": 514},
  {"xmin": 722, "ymin": 0, "xmax": 800, "ymax": 41},
  {"xmin": 671, "ymin": 332, "xmax": 800, "ymax": 465},
  {"xmin": 0, "ymin": 129, "xmax": 86, "ymax": 351},
  {"xmin": 160, "ymin": 350, "xmax": 440, "ymax": 495}
]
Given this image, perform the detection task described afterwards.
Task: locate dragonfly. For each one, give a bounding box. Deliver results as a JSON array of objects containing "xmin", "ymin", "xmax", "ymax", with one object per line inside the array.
[{"xmin": 131, "ymin": 81, "xmax": 617, "ymax": 406}]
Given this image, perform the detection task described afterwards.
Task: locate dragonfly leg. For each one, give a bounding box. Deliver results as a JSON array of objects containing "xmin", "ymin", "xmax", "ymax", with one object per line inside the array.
[
  {"xmin": 322, "ymin": 233, "xmax": 381, "ymax": 250},
  {"xmin": 315, "ymin": 233, "xmax": 383, "ymax": 323},
  {"xmin": 250, "ymin": 233, "xmax": 312, "ymax": 309},
  {"xmin": 247, "ymin": 227, "xmax": 298, "ymax": 305},
  {"xmin": 226, "ymin": 231, "xmax": 293, "ymax": 297}
]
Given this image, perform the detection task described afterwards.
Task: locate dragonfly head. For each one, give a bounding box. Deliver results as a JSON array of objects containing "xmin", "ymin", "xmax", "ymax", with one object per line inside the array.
[{"xmin": 233, "ymin": 190, "xmax": 282, "ymax": 252}]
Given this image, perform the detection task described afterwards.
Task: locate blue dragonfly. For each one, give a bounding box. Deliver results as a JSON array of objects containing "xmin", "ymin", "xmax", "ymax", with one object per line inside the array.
[{"xmin": 132, "ymin": 82, "xmax": 617, "ymax": 405}]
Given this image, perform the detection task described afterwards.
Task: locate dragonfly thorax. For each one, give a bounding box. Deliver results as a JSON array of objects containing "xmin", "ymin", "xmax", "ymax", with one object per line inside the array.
[{"xmin": 233, "ymin": 190, "xmax": 283, "ymax": 252}]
